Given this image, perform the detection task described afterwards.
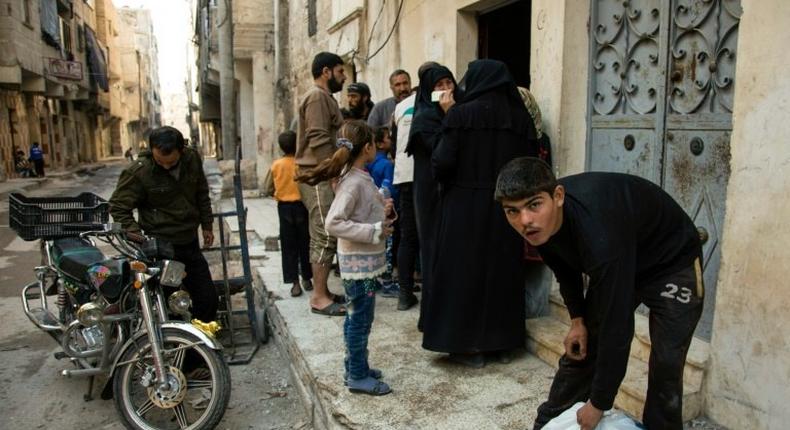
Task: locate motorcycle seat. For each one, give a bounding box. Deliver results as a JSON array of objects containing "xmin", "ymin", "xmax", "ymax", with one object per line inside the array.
[{"xmin": 52, "ymin": 237, "xmax": 106, "ymax": 282}]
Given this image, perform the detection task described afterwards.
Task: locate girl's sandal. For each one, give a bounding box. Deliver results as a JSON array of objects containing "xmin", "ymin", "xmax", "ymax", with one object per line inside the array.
[
  {"xmin": 347, "ymin": 376, "xmax": 391, "ymax": 396},
  {"xmin": 344, "ymin": 368, "xmax": 382, "ymax": 385}
]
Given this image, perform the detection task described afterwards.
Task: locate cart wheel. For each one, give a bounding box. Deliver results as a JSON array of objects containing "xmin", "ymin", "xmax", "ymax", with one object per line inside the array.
[{"xmin": 255, "ymin": 307, "xmax": 269, "ymax": 344}]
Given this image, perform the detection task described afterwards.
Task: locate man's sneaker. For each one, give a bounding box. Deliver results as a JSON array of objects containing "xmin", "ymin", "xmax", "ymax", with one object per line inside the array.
[
  {"xmin": 397, "ymin": 292, "xmax": 418, "ymax": 311},
  {"xmin": 379, "ymin": 282, "xmax": 400, "ymax": 298}
]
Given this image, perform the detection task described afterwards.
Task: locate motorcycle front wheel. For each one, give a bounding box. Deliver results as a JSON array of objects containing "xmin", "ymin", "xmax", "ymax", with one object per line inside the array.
[{"xmin": 113, "ymin": 328, "xmax": 231, "ymax": 430}]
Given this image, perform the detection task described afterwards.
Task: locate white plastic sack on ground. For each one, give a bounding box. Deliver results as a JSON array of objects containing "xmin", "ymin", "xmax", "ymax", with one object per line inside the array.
[{"xmin": 543, "ymin": 402, "xmax": 644, "ymax": 430}]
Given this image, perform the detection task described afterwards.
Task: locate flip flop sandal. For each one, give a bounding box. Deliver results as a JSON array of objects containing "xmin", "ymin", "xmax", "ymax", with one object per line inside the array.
[
  {"xmin": 347, "ymin": 376, "xmax": 391, "ymax": 396},
  {"xmin": 310, "ymin": 302, "xmax": 346, "ymax": 316},
  {"xmin": 332, "ymin": 294, "xmax": 346, "ymax": 304},
  {"xmin": 344, "ymin": 368, "xmax": 383, "ymax": 385}
]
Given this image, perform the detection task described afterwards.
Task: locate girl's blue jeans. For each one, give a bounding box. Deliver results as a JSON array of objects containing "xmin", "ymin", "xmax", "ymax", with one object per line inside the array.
[{"xmin": 343, "ymin": 278, "xmax": 378, "ymax": 380}]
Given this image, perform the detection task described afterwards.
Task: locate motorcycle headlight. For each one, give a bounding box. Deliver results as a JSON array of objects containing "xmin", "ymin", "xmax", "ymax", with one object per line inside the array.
[
  {"xmin": 168, "ymin": 290, "xmax": 192, "ymax": 316},
  {"xmin": 77, "ymin": 302, "xmax": 104, "ymax": 327},
  {"xmin": 160, "ymin": 260, "xmax": 186, "ymax": 287}
]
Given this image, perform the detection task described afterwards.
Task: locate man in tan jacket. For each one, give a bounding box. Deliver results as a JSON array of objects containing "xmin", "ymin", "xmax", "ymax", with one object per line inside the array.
[{"xmin": 296, "ymin": 51, "xmax": 347, "ymax": 316}]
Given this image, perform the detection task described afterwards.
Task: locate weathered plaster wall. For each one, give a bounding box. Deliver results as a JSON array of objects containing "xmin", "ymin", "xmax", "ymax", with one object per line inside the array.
[
  {"xmin": 253, "ymin": 50, "xmax": 275, "ymax": 187},
  {"xmin": 530, "ymin": 0, "xmax": 566, "ymax": 174},
  {"xmin": 234, "ymin": 0, "xmax": 273, "ymax": 59},
  {"xmin": 556, "ymin": 0, "xmax": 588, "ymax": 176},
  {"xmin": 397, "ymin": 0, "xmax": 469, "ymax": 84},
  {"xmin": 352, "ymin": 0, "xmax": 405, "ymax": 102},
  {"xmin": 529, "ymin": 0, "xmax": 588, "ymax": 177},
  {"xmin": 231, "ymin": 0, "xmax": 274, "ymax": 184},
  {"xmin": 285, "ymin": 0, "xmax": 334, "ymax": 109},
  {"xmin": 0, "ymin": 0, "xmax": 51, "ymax": 79},
  {"xmin": 235, "ymin": 59, "xmax": 256, "ymax": 163},
  {"xmin": 705, "ymin": 1, "xmax": 790, "ymax": 428}
]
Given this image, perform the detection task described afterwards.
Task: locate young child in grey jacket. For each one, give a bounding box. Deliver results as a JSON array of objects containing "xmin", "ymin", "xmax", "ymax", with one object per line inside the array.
[{"xmin": 298, "ymin": 120, "xmax": 395, "ymax": 396}]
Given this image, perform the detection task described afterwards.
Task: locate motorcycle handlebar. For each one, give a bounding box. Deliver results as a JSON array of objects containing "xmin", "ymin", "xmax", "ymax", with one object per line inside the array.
[
  {"xmin": 77, "ymin": 223, "xmax": 124, "ymax": 238},
  {"xmin": 78, "ymin": 226, "xmax": 148, "ymax": 261}
]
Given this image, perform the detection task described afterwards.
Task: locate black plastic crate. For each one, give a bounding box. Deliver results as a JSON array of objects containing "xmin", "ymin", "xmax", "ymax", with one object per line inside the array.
[{"xmin": 9, "ymin": 193, "xmax": 109, "ymax": 241}]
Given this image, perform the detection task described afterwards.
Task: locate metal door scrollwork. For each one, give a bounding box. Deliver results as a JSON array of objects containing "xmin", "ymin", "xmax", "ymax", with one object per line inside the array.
[
  {"xmin": 669, "ymin": 0, "xmax": 742, "ymax": 115},
  {"xmin": 592, "ymin": 0, "xmax": 662, "ymax": 116}
]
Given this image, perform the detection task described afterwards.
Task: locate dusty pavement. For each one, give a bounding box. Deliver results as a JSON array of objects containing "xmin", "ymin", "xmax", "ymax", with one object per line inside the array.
[{"xmin": 0, "ymin": 162, "xmax": 309, "ymax": 429}]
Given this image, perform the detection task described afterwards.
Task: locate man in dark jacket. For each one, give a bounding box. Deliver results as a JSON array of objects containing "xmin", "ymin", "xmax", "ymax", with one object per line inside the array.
[
  {"xmin": 495, "ymin": 157, "xmax": 703, "ymax": 430},
  {"xmin": 110, "ymin": 126, "xmax": 217, "ymax": 322}
]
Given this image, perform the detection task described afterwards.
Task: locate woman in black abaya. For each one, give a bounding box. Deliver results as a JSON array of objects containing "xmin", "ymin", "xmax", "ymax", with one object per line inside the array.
[
  {"xmin": 405, "ymin": 64, "xmax": 458, "ymax": 331},
  {"xmin": 423, "ymin": 59, "xmax": 539, "ymax": 366}
]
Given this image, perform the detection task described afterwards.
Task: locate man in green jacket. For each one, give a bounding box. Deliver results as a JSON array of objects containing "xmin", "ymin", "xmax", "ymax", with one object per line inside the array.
[{"xmin": 110, "ymin": 126, "xmax": 217, "ymax": 322}]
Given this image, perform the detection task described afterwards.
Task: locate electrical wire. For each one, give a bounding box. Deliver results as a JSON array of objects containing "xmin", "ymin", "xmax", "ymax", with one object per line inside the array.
[
  {"xmin": 217, "ymin": 0, "xmax": 230, "ymax": 27},
  {"xmin": 366, "ymin": 0, "xmax": 388, "ymax": 53},
  {"xmin": 365, "ymin": 0, "xmax": 404, "ymax": 63}
]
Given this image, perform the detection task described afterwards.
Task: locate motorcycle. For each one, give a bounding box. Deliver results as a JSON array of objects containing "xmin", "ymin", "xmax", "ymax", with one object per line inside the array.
[{"xmin": 20, "ymin": 222, "xmax": 231, "ymax": 430}]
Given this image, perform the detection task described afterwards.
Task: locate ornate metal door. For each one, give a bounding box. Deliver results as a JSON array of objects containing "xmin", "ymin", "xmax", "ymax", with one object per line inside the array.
[{"xmin": 587, "ymin": 0, "xmax": 741, "ymax": 340}]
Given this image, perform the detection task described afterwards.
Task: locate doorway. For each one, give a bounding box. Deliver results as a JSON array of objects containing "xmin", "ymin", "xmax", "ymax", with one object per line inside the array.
[
  {"xmin": 586, "ymin": 0, "xmax": 742, "ymax": 340},
  {"xmin": 476, "ymin": 0, "xmax": 532, "ymax": 87}
]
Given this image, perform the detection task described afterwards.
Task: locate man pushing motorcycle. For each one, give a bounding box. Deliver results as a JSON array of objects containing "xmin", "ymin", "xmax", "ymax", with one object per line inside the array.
[{"xmin": 110, "ymin": 126, "xmax": 218, "ymax": 322}]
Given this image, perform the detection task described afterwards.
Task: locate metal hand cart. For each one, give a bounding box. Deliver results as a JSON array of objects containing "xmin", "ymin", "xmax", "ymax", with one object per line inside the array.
[{"xmin": 204, "ymin": 148, "xmax": 269, "ymax": 365}]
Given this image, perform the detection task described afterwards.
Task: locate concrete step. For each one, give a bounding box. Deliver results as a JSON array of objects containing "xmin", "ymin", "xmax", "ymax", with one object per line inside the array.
[
  {"xmin": 526, "ymin": 316, "xmax": 703, "ymax": 422},
  {"xmin": 548, "ymin": 290, "xmax": 709, "ymax": 389}
]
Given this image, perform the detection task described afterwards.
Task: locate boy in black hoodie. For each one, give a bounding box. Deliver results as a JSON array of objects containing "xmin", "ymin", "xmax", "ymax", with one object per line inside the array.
[{"xmin": 495, "ymin": 157, "xmax": 703, "ymax": 430}]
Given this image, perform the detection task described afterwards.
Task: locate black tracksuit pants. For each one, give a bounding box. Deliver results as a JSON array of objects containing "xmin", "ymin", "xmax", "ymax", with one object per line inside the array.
[
  {"xmin": 173, "ymin": 239, "xmax": 218, "ymax": 322},
  {"xmin": 278, "ymin": 201, "xmax": 312, "ymax": 284},
  {"xmin": 534, "ymin": 261, "xmax": 704, "ymax": 430},
  {"xmin": 33, "ymin": 159, "xmax": 45, "ymax": 177}
]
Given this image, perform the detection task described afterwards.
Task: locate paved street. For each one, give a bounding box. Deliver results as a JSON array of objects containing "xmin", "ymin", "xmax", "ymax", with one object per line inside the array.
[{"xmin": 0, "ymin": 162, "xmax": 309, "ymax": 429}]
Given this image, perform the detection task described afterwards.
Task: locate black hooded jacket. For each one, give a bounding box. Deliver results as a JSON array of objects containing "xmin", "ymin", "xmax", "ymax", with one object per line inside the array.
[
  {"xmin": 422, "ymin": 60, "xmax": 537, "ymax": 353},
  {"xmin": 405, "ymin": 64, "xmax": 458, "ymax": 331}
]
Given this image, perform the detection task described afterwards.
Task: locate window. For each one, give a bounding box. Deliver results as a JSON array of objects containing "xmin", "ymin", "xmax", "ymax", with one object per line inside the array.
[
  {"xmin": 22, "ymin": 0, "xmax": 32, "ymax": 25},
  {"xmin": 61, "ymin": 19, "xmax": 73, "ymax": 56},
  {"xmin": 308, "ymin": 0, "xmax": 317, "ymax": 37},
  {"xmin": 77, "ymin": 24, "xmax": 84, "ymax": 52}
]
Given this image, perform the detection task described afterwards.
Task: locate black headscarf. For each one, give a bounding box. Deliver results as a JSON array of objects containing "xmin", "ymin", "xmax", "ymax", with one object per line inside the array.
[
  {"xmin": 446, "ymin": 59, "xmax": 536, "ymax": 137},
  {"xmin": 406, "ymin": 65, "xmax": 457, "ymax": 155}
]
